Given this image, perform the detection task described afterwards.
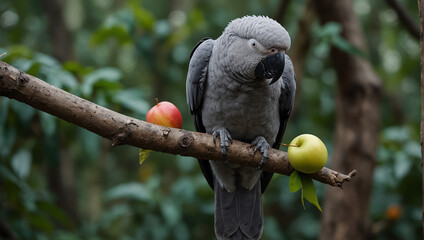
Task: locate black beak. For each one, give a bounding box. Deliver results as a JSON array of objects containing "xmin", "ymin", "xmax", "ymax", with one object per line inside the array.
[{"xmin": 255, "ymin": 52, "xmax": 285, "ymax": 85}]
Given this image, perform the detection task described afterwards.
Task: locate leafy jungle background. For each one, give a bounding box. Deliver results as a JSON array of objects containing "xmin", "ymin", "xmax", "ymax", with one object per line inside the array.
[{"xmin": 0, "ymin": 0, "xmax": 421, "ymax": 239}]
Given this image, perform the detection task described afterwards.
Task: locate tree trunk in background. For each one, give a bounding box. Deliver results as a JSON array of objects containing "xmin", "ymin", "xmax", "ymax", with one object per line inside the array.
[
  {"xmin": 314, "ymin": 1, "xmax": 383, "ymax": 239},
  {"xmin": 274, "ymin": 0, "xmax": 292, "ymax": 24},
  {"xmin": 41, "ymin": 0, "xmax": 78, "ymax": 224},
  {"xmin": 289, "ymin": 0, "xmax": 315, "ymax": 105},
  {"xmin": 41, "ymin": 0, "xmax": 74, "ymax": 62},
  {"xmin": 418, "ymin": 0, "xmax": 424, "ymax": 235}
]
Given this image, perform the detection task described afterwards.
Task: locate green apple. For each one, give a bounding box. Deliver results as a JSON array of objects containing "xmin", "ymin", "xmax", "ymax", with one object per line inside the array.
[{"xmin": 287, "ymin": 134, "xmax": 328, "ymax": 173}]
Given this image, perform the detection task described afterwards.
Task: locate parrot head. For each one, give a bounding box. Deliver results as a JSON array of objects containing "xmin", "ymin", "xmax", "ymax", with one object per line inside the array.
[{"xmin": 220, "ymin": 16, "xmax": 291, "ymax": 84}]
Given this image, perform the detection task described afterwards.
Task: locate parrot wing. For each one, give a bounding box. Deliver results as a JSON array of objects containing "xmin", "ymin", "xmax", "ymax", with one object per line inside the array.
[
  {"xmin": 260, "ymin": 55, "xmax": 296, "ymax": 193},
  {"xmin": 186, "ymin": 37, "xmax": 215, "ymax": 189}
]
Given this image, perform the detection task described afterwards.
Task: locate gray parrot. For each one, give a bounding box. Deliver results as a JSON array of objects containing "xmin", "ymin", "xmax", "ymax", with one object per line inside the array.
[{"xmin": 186, "ymin": 16, "xmax": 296, "ymax": 240}]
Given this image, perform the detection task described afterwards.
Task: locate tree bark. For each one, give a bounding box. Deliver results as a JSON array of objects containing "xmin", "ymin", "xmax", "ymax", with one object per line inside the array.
[
  {"xmin": 314, "ymin": 0, "xmax": 383, "ymax": 239},
  {"xmin": 418, "ymin": 0, "xmax": 424, "ymax": 235},
  {"xmin": 0, "ymin": 60, "xmax": 356, "ymax": 188}
]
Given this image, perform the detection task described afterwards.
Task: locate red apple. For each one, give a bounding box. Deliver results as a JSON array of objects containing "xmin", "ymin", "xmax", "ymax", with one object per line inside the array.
[{"xmin": 146, "ymin": 98, "xmax": 182, "ymax": 128}]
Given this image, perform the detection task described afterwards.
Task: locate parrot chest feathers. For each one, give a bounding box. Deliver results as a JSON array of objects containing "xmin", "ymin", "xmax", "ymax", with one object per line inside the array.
[{"xmin": 201, "ymin": 74, "xmax": 281, "ymax": 144}]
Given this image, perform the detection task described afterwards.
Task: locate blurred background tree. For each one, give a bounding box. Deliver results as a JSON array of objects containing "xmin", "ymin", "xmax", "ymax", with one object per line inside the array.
[{"xmin": 0, "ymin": 0, "xmax": 421, "ymax": 239}]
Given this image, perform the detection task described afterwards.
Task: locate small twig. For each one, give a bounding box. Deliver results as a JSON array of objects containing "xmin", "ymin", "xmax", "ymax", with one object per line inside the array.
[
  {"xmin": 280, "ymin": 143, "xmax": 299, "ymax": 147},
  {"xmin": 385, "ymin": 0, "xmax": 420, "ymax": 40}
]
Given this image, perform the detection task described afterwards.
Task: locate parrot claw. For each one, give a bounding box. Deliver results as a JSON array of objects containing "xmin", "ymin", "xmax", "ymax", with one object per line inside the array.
[
  {"xmin": 251, "ymin": 136, "xmax": 270, "ymax": 170},
  {"xmin": 212, "ymin": 128, "xmax": 233, "ymax": 163}
]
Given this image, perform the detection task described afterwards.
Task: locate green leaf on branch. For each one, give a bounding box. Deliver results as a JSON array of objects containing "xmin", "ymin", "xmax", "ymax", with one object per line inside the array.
[
  {"xmin": 314, "ymin": 22, "xmax": 367, "ymax": 59},
  {"xmin": 300, "ymin": 174, "xmax": 322, "ymax": 212},
  {"xmin": 289, "ymin": 170, "xmax": 322, "ymax": 212},
  {"xmin": 139, "ymin": 149, "xmax": 152, "ymax": 165},
  {"xmin": 289, "ymin": 171, "xmax": 302, "ymax": 192},
  {"xmin": 332, "ymin": 35, "xmax": 367, "ymax": 59}
]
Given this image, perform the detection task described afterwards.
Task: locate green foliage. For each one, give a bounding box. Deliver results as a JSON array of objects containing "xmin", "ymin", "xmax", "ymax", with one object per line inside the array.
[
  {"xmin": 313, "ymin": 22, "xmax": 367, "ymax": 58},
  {"xmin": 289, "ymin": 171, "xmax": 322, "ymax": 212},
  {"xmin": 0, "ymin": 0, "xmax": 421, "ymax": 239}
]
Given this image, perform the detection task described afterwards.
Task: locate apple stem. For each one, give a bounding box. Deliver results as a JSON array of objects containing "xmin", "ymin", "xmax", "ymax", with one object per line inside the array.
[
  {"xmin": 281, "ymin": 143, "xmax": 299, "ymax": 147},
  {"xmin": 155, "ymin": 97, "xmax": 159, "ymax": 106}
]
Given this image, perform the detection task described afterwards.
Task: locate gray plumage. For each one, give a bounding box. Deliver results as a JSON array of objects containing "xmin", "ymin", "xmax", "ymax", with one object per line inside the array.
[{"xmin": 186, "ymin": 16, "xmax": 296, "ymax": 240}]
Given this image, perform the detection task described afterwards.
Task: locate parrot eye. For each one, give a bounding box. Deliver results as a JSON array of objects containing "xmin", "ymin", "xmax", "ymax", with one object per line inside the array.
[
  {"xmin": 249, "ymin": 39, "xmax": 257, "ymax": 48},
  {"xmin": 269, "ymin": 48, "xmax": 278, "ymax": 54}
]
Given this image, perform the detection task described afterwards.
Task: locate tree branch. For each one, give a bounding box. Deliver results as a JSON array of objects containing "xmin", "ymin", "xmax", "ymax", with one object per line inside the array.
[
  {"xmin": 0, "ymin": 60, "xmax": 357, "ymax": 188},
  {"xmin": 385, "ymin": 0, "xmax": 420, "ymax": 40}
]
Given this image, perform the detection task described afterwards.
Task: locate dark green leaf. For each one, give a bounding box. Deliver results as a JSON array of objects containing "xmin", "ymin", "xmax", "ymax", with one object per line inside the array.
[
  {"xmin": 37, "ymin": 201, "xmax": 74, "ymax": 229},
  {"xmin": 90, "ymin": 13, "xmax": 132, "ymax": 46},
  {"xmin": 62, "ymin": 61, "xmax": 93, "ymax": 75},
  {"xmin": 92, "ymin": 79, "xmax": 122, "ymax": 91},
  {"xmin": 3, "ymin": 45, "xmax": 33, "ymax": 61},
  {"xmin": 131, "ymin": 3, "xmax": 155, "ymax": 30},
  {"xmin": 0, "ymin": 165, "xmax": 21, "ymax": 185},
  {"xmin": 81, "ymin": 67, "xmax": 122, "ymax": 96},
  {"xmin": 113, "ymin": 89, "xmax": 150, "ymax": 115},
  {"xmin": 90, "ymin": 25, "xmax": 132, "ymax": 46},
  {"xmin": 28, "ymin": 213, "xmax": 54, "ymax": 233}
]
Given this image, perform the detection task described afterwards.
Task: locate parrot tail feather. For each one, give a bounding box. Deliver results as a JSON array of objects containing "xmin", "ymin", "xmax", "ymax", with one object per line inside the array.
[{"xmin": 214, "ymin": 177, "xmax": 263, "ymax": 240}]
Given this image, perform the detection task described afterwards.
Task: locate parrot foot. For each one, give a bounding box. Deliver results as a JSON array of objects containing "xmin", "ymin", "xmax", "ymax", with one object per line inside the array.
[
  {"xmin": 251, "ymin": 136, "xmax": 270, "ymax": 170},
  {"xmin": 212, "ymin": 127, "xmax": 233, "ymax": 163}
]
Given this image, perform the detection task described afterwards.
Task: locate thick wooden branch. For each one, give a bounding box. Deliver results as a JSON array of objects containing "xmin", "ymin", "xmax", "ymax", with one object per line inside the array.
[{"xmin": 0, "ymin": 60, "xmax": 357, "ymax": 188}]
